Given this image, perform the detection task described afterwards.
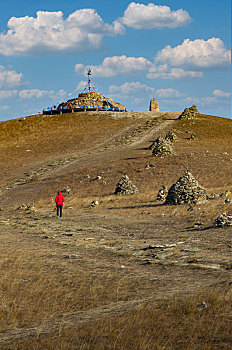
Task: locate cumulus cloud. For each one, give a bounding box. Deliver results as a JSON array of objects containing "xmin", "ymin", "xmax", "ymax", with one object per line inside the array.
[
  {"xmin": 0, "ymin": 66, "xmax": 22, "ymax": 88},
  {"xmin": 155, "ymin": 37, "xmax": 231, "ymax": 69},
  {"xmin": 18, "ymin": 88, "xmax": 66, "ymax": 100},
  {"xmin": 75, "ymin": 55, "xmax": 152, "ymax": 77},
  {"xmin": 155, "ymin": 88, "xmax": 185, "ymax": 98},
  {"xmin": 0, "ymin": 89, "xmax": 18, "ymax": 99},
  {"xmin": 19, "ymin": 89, "xmax": 50, "ymax": 99},
  {"xmin": 0, "ymin": 10, "xmax": 125, "ymax": 56},
  {"xmin": 120, "ymin": 2, "xmax": 191, "ymax": 29},
  {"xmin": 147, "ymin": 64, "xmax": 203, "ymax": 79},
  {"xmin": 0, "ymin": 105, "xmax": 10, "ymax": 111},
  {"xmin": 109, "ymin": 81, "xmax": 155, "ymax": 95},
  {"xmin": 213, "ymin": 89, "xmax": 231, "ymax": 98}
]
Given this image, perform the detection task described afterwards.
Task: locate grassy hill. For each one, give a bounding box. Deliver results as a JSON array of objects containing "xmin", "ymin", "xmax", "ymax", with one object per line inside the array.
[{"xmin": 0, "ymin": 110, "xmax": 232, "ymax": 349}]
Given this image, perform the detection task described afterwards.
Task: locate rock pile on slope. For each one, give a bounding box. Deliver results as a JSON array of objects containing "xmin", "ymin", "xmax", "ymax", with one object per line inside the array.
[
  {"xmin": 165, "ymin": 171, "xmax": 207, "ymax": 205},
  {"xmin": 152, "ymin": 137, "xmax": 175, "ymax": 157},
  {"xmin": 115, "ymin": 174, "xmax": 139, "ymax": 195},
  {"xmin": 189, "ymin": 104, "xmax": 199, "ymax": 115},
  {"xmin": 149, "ymin": 136, "xmax": 162, "ymax": 151},
  {"xmin": 214, "ymin": 212, "xmax": 232, "ymax": 228},
  {"xmin": 178, "ymin": 104, "xmax": 199, "ymax": 120},
  {"xmin": 165, "ymin": 131, "xmax": 178, "ymax": 142}
]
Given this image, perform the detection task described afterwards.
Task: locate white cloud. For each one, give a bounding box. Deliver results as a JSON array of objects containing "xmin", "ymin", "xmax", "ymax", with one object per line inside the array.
[
  {"xmin": 18, "ymin": 88, "xmax": 66, "ymax": 100},
  {"xmin": 0, "ymin": 10, "xmax": 125, "ymax": 56},
  {"xmin": 0, "ymin": 89, "xmax": 18, "ymax": 99},
  {"xmin": 147, "ymin": 64, "xmax": 203, "ymax": 79},
  {"xmin": 109, "ymin": 81, "xmax": 155, "ymax": 95},
  {"xmin": 75, "ymin": 55, "xmax": 152, "ymax": 77},
  {"xmin": 0, "ymin": 105, "xmax": 10, "ymax": 111},
  {"xmin": 76, "ymin": 80, "xmax": 88, "ymax": 91},
  {"xmin": 213, "ymin": 89, "xmax": 231, "ymax": 98},
  {"xmin": 120, "ymin": 2, "xmax": 191, "ymax": 29},
  {"xmin": 19, "ymin": 89, "xmax": 49, "ymax": 99},
  {"xmin": 155, "ymin": 38, "xmax": 231, "ymax": 69},
  {"xmin": 0, "ymin": 66, "xmax": 22, "ymax": 88},
  {"xmin": 155, "ymin": 88, "xmax": 185, "ymax": 98}
]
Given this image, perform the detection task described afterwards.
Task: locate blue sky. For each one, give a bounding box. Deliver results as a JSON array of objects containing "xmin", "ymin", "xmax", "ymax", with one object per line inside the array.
[{"xmin": 0, "ymin": 0, "xmax": 231, "ymax": 120}]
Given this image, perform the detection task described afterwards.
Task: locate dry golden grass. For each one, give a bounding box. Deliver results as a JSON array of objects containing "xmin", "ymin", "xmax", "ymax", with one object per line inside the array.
[
  {"xmin": 0, "ymin": 111, "xmax": 232, "ymax": 348},
  {"xmin": 0, "ymin": 247, "xmax": 231, "ymax": 350}
]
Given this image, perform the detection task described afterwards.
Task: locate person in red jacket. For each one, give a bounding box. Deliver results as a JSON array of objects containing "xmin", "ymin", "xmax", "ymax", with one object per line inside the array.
[{"xmin": 55, "ymin": 191, "xmax": 65, "ymax": 218}]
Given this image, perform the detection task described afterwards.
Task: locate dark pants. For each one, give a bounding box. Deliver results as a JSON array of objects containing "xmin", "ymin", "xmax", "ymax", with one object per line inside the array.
[{"xmin": 56, "ymin": 205, "xmax": 63, "ymax": 217}]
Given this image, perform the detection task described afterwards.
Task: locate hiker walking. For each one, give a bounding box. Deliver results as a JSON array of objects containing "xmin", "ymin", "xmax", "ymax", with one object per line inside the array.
[{"xmin": 55, "ymin": 191, "xmax": 65, "ymax": 218}]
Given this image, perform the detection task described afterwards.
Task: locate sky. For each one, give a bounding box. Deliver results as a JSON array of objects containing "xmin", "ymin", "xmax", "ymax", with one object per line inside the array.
[{"xmin": 0, "ymin": 0, "xmax": 231, "ymax": 121}]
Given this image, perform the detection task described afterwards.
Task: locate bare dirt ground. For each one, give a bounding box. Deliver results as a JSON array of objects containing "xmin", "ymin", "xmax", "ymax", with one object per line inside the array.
[{"xmin": 0, "ymin": 110, "xmax": 232, "ymax": 349}]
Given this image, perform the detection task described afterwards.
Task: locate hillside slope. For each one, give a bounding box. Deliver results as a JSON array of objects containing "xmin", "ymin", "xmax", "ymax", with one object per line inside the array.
[
  {"xmin": 1, "ymin": 110, "xmax": 231, "ymax": 207},
  {"xmin": 0, "ymin": 110, "xmax": 232, "ymax": 349}
]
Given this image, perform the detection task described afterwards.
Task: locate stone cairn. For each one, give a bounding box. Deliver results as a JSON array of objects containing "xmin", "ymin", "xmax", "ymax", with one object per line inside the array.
[
  {"xmin": 156, "ymin": 185, "xmax": 168, "ymax": 201},
  {"xmin": 165, "ymin": 171, "xmax": 207, "ymax": 205},
  {"xmin": 151, "ymin": 137, "xmax": 175, "ymax": 157},
  {"xmin": 114, "ymin": 174, "xmax": 139, "ymax": 195},
  {"xmin": 165, "ymin": 131, "xmax": 178, "ymax": 142},
  {"xmin": 149, "ymin": 131, "xmax": 177, "ymax": 157},
  {"xmin": 178, "ymin": 104, "xmax": 199, "ymax": 120},
  {"xmin": 214, "ymin": 212, "xmax": 232, "ymax": 228}
]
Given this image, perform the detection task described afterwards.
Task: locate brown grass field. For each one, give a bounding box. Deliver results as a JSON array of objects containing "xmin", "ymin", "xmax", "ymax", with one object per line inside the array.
[{"xmin": 0, "ymin": 110, "xmax": 232, "ymax": 349}]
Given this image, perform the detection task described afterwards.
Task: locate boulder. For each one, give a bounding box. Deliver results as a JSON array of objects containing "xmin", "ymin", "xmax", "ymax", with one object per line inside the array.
[
  {"xmin": 115, "ymin": 174, "xmax": 139, "ymax": 195},
  {"xmin": 165, "ymin": 171, "xmax": 207, "ymax": 205}
]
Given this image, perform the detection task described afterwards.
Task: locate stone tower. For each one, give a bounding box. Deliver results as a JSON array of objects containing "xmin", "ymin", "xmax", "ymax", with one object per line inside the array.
[{"xmin": 149, "ymin": 98, "xmax": 159, "ymax": 111}]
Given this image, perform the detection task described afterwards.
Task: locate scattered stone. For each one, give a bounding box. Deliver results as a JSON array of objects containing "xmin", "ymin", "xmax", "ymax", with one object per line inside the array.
[
  {"xmin": 214, "ymin": 212, "xmax": 232, "ymax": 228},
  {"xmin": 91, "ymin": 200, "xmax": 99, "ymax": 207},
  {"xmin": 145, "ymin": 164, "xmax": 155, "ymax": 169},
  {"xmin": 117, "ymin": 265, "xmax": 125, "ymax": 269},
  {"xmin": 188, "ymin": 133, "xmax": 196, "ymax": 140},
  {"xmin": 156, "ymin": 185, "xmax": 168, "ymax": 201},
  {"xmin": 220, "ymin": 190, "xmax": 231, "ymax": 198},
  {"xmin": 165, "ymin": 171, "xmax": 208, "ymax": 205},
  {"xmin": 152, "ymin": 137, "xmax": 175, "ymax": 157},
  {"xmin": 64, "ymin": 254, "xmax": 78, "ymax": 259},
  {"xmin": 225, "ymin": 198, "xmax": 231, "ymax": 204},
  {"xmin": 178, "ymin": 104, "xmax": 199, "ymax": 120},
  {"xmin": 165, "ymin": 131, "xmax": 178, "ymax": 142},
  {"xmin": 193, "ymin": 221, "xmax": 203, "ymax": 227},
  {"xmin": 61, "ymin": 186, "xmax": 71, "ymax": 195},
  {"xmin": 114, "ymin": 174, "xmax": 139, "ymax": 195},
  {"xmin": 16, "ymin": 203, "xmax": 36, "ymax": 211},
  {"xmin": 196, "ymin": 301, "xmax": 208, "ymax": 310},
  {"xmin": 207, "ymin": 193, "xmax": 220, "ymax": 200}
]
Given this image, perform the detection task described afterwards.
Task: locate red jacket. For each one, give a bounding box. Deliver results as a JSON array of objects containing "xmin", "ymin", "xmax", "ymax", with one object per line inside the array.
[{"xmin": 55, "ymin": 191, "xmax": 65, "ymax": 205}]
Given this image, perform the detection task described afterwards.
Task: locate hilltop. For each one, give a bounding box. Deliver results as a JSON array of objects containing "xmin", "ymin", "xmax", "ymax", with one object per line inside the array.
[{"xmin": 0, "ymin": 110, "xmax": 232, "ymax": 349}]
